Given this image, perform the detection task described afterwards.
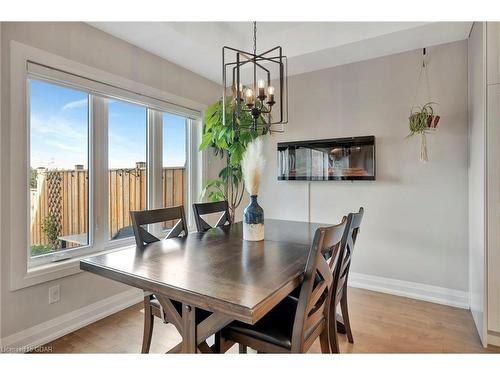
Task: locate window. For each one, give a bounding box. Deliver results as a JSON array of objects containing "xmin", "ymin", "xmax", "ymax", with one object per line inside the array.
[
  {"xmin": 27, "ymin": 82, "xmax": 197, "ymax": 263},
  {"xmin": 108, "ymin": 99, "xmax": 147, "ymax": 241},
  {"xmin": 161, "ymin": 112, "xmax": 187, "ymax": 230},
  {"xmin": 11, "ymin": 44, "xmax": 204, "ymax": 289},
  {"xmin": 29, "ymin": 79, "xmax": 90, "ymax": 258}
]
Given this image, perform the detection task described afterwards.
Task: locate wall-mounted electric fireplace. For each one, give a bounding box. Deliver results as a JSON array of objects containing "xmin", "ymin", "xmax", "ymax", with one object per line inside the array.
[{"xmin": 277, "ymin": 136, "xmax": 376, "ymax": 181}]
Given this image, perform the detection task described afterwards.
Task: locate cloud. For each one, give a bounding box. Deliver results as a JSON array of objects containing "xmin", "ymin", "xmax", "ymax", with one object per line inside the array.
[
  {"xmin": 45, "ymin": 140, "xmax": 83, "ymax": 153},
  {"xmin": 31, "ymin": 114, "xmax": 85, "ymax": 141},
  {"xmin": 62, "ymin": 99, "xmax": 87, "ymax": 111}
]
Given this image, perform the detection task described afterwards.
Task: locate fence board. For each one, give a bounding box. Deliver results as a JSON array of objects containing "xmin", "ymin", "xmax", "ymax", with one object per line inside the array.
[{"xmin": 31, "ymin": 167, "xmax": 185, "ymax": 246}]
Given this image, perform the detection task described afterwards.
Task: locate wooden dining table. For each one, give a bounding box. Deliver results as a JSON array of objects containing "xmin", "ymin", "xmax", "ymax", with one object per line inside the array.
[{"xmin": 80, "ymin": 219, "xmax": 327, "ymax": 353}]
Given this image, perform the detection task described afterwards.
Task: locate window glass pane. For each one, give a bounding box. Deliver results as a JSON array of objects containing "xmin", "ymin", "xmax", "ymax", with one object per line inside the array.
[
  {"xmin": 161, "ymin": 113, "xmax": 186, "ymax": 229},
  {"xmin": 108, "ymin": 99, "xmax": 147, "ymax": 240},
  {"xmin": 29, "ymin": 79, "xmax": 89, "ymax": 257}
]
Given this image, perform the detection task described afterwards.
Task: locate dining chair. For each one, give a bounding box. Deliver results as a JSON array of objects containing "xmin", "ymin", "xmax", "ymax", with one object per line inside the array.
[
  {"xmin": 130, "ymin": 206, "xmax": 208, "ymax": 353},
  {"xmin": 329, "ymin": 207, "xmax": 364, "ymax": 353},
  {"xmin": 192, "ymin": 201, "xmax": 231, "ymax": 232},
  {"xmin": 130, "ymin": 205, "xmax": 188, "ymax": 250},
  {"xmin": 219, "ymin": 217, "xmax": 348, "ymax": 353}
]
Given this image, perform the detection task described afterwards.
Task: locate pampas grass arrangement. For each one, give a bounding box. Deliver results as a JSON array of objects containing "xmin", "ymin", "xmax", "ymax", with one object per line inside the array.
[
  {"xmin": 241, "ymin": 137, "xmax": 265, "ymax": 196},
  {"xmin": 241, "ymin": 137, "xmax": 265, "ymax": 241}
]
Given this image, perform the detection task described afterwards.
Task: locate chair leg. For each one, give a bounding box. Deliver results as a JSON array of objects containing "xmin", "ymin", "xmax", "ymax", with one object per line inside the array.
[
  {"xmin": 319, "ymin": 331, "xmax": 330, "ymax": 354},
  {"xmin": 141, "ymin": 297, "xmax": 154, "ymax": 353},
  {"xmin": 340, "ymin": 291, "xmax": 354, "ymax": 343},
  {"xmin": 239, "ymin": 344, "xmax": 247, "ymax": 353},
  {"xmin": 328, "ymin": 305, "xmax": 340, "ymax": 353}
]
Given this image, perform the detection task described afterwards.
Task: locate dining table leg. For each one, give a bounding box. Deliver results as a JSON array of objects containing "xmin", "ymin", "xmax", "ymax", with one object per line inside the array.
[{"xmin": 181, "ymin": 303, "xmax": 197, "ymax": 353}]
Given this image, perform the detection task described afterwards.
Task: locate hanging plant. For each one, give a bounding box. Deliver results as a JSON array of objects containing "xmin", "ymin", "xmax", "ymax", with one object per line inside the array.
[
  {"xmin": 408, "ymin": 102, "xmax": 440, "ymax": 136},
  {"xmin": 407, "ymin": 48, "xmax": 440, "ymax": 163}
]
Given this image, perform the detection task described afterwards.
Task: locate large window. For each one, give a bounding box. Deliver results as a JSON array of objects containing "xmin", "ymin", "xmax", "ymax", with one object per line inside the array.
[
  {"xmin": 29, "ymin": 79, "xmax": 90, "ymax": 257},
  {"xmin": 26, "ymin": 72, "xmax": 200, "ymax": 267},
  {"xmin": 10, "ymin": 46, "xmax": 203, "ymax": 289},
  {"xmin": 108, "ymin": 99, "xmax": 147, "ymax": 240}
]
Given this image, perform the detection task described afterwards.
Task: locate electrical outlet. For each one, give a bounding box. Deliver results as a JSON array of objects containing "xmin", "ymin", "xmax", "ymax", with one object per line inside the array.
[{"xmin": 49, "ymin": 285, "xmax": 60, "ymax": 304}]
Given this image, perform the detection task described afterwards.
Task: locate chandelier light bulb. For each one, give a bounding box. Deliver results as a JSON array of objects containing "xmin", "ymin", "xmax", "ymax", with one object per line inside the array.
[
  {"xmin": 245, "ymin": 88, "xmax": 255, "ymax": 106},
  {"xmin": 267, "ymin": 86, "xmax": 275, "ymax": 105},
  {"xmin": 257, "ymin": 79, "xmax": 266, "ymax": 98}
]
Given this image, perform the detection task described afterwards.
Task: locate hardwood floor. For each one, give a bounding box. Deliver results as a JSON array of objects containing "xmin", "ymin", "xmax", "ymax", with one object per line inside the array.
[{"xmin": 39, "ymin": 288, "xmax": 500, "ymax": 353}]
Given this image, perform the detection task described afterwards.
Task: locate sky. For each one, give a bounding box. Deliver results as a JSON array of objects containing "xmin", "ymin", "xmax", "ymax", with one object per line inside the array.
[{"xmin": 30, "ymin": 79, "xmax": 187, "ymax": 170}]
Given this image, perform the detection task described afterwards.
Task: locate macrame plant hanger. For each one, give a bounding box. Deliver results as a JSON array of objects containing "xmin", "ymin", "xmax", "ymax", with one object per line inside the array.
[{"xmin": 413, "ymin": 48, "xmax": 433, "ymax": 163}]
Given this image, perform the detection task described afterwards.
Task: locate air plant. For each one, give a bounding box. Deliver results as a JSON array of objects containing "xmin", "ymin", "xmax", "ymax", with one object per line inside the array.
[{"xmin": 241, "ymin": 137, "xmax": 265, "ymax": 196}]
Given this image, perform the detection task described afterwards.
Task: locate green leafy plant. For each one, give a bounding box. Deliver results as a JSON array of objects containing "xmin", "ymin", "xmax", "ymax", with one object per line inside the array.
[
  {"xmin": 199, "ymin": 95, "xmax": 269, "ymax": 222},
  {"xmin": 407, "ymin": 102, "xmax": 440, "ymax": 137},
  {"xmin": 41, "ymin": 214, "xmax": 60, "ymax": 250}
]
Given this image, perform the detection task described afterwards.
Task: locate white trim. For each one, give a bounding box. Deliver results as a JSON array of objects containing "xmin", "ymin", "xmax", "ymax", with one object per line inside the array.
[
  {"xmin": 487, "ymin": 332, "xmax": 500, "ymax": 347},
  {"xmin": 0, "ymin": 288, "xmax": 143, "ymax": 353},
  {"xmin": 348, "ymin": 272, "xmax": 470, "ymax": 309}
]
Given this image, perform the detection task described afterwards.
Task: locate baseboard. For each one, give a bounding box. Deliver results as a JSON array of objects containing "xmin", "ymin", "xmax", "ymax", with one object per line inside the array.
[
  {"xmin": 1, "ymin": 288, "xmax": 143, "ymax": 352},
  {"xmin": 348, "ymin": 272, "xmax": 469, "ymax": 309},
  {"xmin": 487, "ymin": 332, "xmax": 500, "ymax": 347}
]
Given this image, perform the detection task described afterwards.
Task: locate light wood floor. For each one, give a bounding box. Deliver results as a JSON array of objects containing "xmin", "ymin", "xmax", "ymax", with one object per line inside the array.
[{"xmin": 40, "ymin": 288, "xmax": 500, "ymax": 353}]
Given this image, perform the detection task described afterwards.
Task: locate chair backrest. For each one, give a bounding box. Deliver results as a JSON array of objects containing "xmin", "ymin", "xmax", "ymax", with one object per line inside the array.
[
  {"xmin": 290, "ymin": 217, "xmax": 347, "ymax": 353},
  {"xmin": 192, "ymin": 201, "xmax": 231, "ymax": 232},
  {"xmin": 334, "ymin": 207, "xmax": 364, "ymax": 306},
  {"xmin": 130, "ymin": 205, "xmax": 187, "ymax": 250}
]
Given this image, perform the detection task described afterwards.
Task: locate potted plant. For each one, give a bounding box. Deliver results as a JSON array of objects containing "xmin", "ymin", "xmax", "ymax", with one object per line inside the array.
[
  {"xmin": 199, "ymin": 94, "xmax": 268, "ymax": 222},
  {"xmin": 408, "ymin": 102, "xmax": 440, "ymax": 136},
  {"xmin": 407, "ymin": 102, "xmax": 440, "ymax": 162}
]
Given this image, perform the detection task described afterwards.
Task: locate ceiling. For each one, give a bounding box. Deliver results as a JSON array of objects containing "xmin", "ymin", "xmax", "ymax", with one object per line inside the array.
[{"xmin": 89, "ymin": 22, "xmax": 472, "ymax": 84}]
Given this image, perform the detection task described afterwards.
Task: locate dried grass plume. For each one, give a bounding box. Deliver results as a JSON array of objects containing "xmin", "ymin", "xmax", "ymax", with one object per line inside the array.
[{"xmin": 241, "ymin": 137, "xmax": 265, "ymax": 196}]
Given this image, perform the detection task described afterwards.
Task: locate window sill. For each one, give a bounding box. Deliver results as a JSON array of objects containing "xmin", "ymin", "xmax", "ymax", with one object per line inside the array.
[{"xmin": 11, "ymin": 243, "xmax": 136, "ymax": 291}]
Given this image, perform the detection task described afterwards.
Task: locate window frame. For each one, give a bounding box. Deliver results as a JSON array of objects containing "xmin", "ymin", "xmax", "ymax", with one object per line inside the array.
[{"xmin": 9, "ymin": 41, "xmax": 207, "ymax": 290}]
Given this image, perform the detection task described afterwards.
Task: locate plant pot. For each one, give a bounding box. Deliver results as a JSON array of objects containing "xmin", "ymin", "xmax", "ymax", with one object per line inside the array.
[
  {"xmin": 426, "ymin": 114, "xmax": 440, "ymax": 129},
  {"xmin": 243, "ymin": 195, "xmax": 264, "ymax": 241}
]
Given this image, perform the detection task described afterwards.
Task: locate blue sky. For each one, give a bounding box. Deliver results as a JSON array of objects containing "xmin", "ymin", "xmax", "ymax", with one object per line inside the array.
[{"xmin": 30, "ymin": 79, "xmax": 186, "ymax": 170}]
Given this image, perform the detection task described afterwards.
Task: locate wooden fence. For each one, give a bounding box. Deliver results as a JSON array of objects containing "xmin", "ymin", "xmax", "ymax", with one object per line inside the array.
[{"xmin": 30, "ymin": 167, "xmax": 185, "ymax": 246}]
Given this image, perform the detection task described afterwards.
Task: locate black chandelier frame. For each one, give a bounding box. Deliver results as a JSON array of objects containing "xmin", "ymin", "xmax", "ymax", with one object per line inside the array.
[{"xmin": 222, "ymin": 26, "xmax": 288, "ymax": 132}]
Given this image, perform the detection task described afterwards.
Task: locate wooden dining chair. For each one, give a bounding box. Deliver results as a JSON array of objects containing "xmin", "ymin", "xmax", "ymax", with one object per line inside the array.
[
  {"xmin": 329, "ymin": 207, "xmax": 364, "ymax": 353},
  {"xmin": 130, "ymin": 205, "xmax": 188, "ymax": 250},
  {"xmin": 219, "ymin": 217, "xmax": 348, "ymax": 353},
  {"xmin": 130, "ymin": 206, "xmax": 203, "ymax": 353},
  {"xmin": 192, "ymin": 201, "xmax": 231, "ymax": 232}
]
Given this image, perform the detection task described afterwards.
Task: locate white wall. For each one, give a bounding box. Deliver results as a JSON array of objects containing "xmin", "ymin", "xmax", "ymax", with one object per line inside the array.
[
  {"xmin": 0, "ymin": 22, "xmax": 220, "ymax": 340},
  {"xmin": 467, "ymin": 22, "xmax": 487, "ymax": 346},
  {"xmin": 259, "ymin": 40, "xmax": 469, "ymax": 293}
]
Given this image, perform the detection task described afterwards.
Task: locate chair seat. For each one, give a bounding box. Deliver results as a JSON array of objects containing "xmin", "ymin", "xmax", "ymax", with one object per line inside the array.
[
  {"xmin": 223, "ymin": 296, "xmax": 299, "ymax": 349},
  {"xmin": 149, "ymin": 297, "xmax": 211, "ymax": 323}
]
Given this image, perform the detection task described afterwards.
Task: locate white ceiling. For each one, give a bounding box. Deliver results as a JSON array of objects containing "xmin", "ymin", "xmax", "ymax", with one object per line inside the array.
[{"xmin": 89, "ymin": 22, "xmax": 472, "ymax": 84}]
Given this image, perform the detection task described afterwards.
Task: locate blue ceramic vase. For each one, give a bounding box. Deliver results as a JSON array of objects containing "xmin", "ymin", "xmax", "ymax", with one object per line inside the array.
[{"xmin": 243, "ymin": 195, "xmax": 264, "ymax": 241}]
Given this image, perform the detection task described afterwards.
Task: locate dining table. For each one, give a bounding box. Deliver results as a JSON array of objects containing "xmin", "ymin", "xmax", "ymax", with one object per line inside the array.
[{"xmin": 79, "ymin": 219, "xmax": 328, "ymax": 353}]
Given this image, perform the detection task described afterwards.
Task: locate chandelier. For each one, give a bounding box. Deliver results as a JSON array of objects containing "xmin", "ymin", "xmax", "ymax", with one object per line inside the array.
[{"xmin": 222, "ymin": 22, "xmax": 288, "ymax": 132}]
